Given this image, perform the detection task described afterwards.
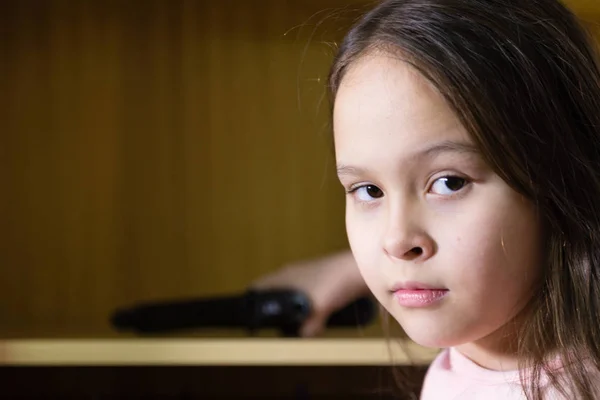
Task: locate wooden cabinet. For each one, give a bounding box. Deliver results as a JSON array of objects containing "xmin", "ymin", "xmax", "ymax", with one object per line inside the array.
[
  {"xmin": 0, "ymin": 0, "xmax": 366, "ymax": 338},
  {"xmin": 1, "ymin": 339, "xmax": 437, "ymax": 398}
]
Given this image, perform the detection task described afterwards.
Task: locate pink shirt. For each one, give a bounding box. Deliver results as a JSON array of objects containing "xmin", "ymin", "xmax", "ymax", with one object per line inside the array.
[{"xmin": 419, "ymin": 347, "xmax": 588, "ymax": 399}]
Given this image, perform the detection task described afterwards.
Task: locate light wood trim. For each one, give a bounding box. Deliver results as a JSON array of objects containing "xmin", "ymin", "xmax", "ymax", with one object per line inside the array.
[{"xmin": 0, "ymin": 338, "xmax": 439, "ymax": 366}]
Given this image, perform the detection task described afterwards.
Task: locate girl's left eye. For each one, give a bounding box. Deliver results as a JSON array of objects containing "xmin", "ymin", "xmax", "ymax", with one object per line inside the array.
[{"xmin": 429, "ymin": 176, "xmax": 469, "ymax": 196}]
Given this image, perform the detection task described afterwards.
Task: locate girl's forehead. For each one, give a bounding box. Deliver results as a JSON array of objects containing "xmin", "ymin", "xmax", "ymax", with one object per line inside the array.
[
  {"xmin": 336, "ymin": 53, "xmax": 426, "ymax": 97},
  {"xmin": 333, "ymin": 54, "xmax": 467, "ymax": 151}
]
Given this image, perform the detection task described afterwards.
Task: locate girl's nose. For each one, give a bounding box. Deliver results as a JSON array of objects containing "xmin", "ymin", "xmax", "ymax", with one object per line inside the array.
[{"xmin": 382, "ymin": 217, "xmax": 435, "ymax": 263}]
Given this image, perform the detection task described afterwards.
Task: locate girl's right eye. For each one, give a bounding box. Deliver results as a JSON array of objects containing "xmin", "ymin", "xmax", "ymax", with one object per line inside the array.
[{"xmin": 349, "ymin": 184, "xmax": 384, "ymax": 202}]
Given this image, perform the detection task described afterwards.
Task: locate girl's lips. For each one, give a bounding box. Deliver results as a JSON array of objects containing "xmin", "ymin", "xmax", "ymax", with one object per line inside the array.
[{"xmin": 392, "ymin": 288, "xmax": 449, "ymax": 308}]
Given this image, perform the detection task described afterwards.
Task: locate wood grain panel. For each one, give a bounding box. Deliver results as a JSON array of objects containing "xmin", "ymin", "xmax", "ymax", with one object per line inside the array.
[{"xmin": 0, "ymin": 0, "xmax": 362, "ymax": 337}]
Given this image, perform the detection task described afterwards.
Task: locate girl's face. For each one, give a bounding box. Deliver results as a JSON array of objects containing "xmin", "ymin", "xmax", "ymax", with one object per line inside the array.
[{"xmin": 334, "ymin": 54, "xmax": 543, "ymax": 350}]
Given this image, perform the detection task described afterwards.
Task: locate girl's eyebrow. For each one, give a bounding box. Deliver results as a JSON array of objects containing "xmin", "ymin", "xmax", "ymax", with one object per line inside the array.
[
  {"xmin": 336, "ymin": 140, "xmax": 480, "ymax": 178},
  {"xmin": 418, "ymin": 140, "xmax": 480, "ymax": 159}
]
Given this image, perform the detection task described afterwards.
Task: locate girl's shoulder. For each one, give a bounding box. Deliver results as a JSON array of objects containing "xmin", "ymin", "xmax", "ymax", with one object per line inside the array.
[
  {"xmin": 542, "ymin": 358, "xmax": 600, "ymax": 399},
  {"xmin": 420, "ymin": 348, "xmax": 600, "ymax": 400}
]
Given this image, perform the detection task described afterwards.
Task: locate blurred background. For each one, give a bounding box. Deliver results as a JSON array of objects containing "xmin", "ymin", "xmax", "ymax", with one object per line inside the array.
[{"xmin": 1, "ymin": 0, "xmax": 600, "ymax": 339}]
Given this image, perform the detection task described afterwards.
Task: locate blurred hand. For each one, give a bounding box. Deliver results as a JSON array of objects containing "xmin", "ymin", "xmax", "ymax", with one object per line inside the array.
[{"xmin": 250, "ymin": 250, "xmax": 369, "ymax": 337}]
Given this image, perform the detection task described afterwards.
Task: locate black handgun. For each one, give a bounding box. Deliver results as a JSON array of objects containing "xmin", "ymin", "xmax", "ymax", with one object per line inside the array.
[{"xmin": 111, "ymin": 289, "xmax": 375, "ymax": 337}]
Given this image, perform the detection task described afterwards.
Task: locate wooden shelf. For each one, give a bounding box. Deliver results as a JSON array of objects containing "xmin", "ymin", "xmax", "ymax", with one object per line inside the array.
[{"xmin": 0, "ymin": 338, "xmax": 439, "ymax": 366}]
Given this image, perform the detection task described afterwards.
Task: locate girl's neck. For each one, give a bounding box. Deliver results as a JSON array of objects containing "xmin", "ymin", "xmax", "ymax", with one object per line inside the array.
[
  {"xmin": 455, "ymin": 342, "xmax": 519, "ymax": 371},
  {"xmin": 455, "ymin": 321, "xmax": 522, "ymax": 371}
]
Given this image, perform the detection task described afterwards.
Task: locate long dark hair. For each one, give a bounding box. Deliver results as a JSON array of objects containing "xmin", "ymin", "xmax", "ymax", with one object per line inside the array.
[{"xmin": 328, "ymin": 1, "xmax": 600, "ymax": 398}]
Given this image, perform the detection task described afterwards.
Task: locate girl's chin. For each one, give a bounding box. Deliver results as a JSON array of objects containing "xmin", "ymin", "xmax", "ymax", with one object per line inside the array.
[
  {"xmin": 405, "ymin": 333, "xmax": 458, "ymax": 349},
  {"xmin": 390, "ymin": 315, "xmax": 470, "ymax": 349}
]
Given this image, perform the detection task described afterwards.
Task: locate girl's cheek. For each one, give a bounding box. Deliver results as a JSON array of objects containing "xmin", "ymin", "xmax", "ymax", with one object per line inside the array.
[{"xmin": 346, "ymin": 216, "xmax": 380, "ymax": 260}]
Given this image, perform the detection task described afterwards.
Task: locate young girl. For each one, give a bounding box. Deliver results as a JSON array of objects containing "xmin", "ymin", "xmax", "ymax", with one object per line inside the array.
[
  {"xmin": 330, "ymin": 0, "xmax": 600, "ymax": 398},
  {"xmin": 257, "ymin": 0, "xmax": 600, "ymax": 398}
]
